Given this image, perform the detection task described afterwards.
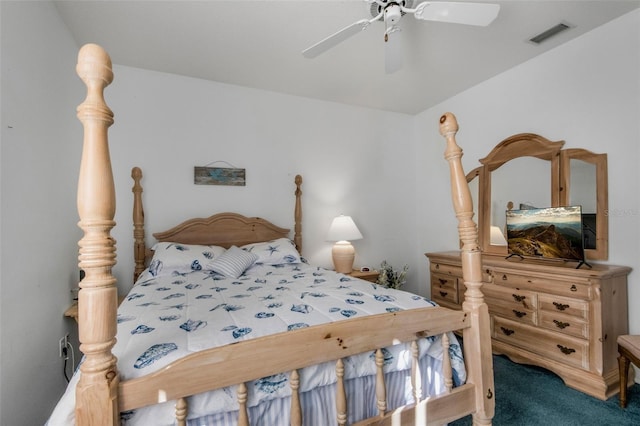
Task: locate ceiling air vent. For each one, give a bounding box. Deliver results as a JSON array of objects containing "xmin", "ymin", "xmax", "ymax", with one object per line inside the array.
[{"xmin": 529, "ymin": 22, "xmax": 571, "ymax": 44}]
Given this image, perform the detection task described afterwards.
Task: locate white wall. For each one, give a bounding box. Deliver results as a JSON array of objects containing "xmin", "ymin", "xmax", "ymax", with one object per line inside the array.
[
  {"xmin": 415, "ymin": 10, "xmax": 640, "ymax": 334},
  {"xmin": 0, "ymin": 1, "xmax": 84, "ymax": 425},
  {"xmin": 104, "ymin": 66, "xmax": 416, "ymax": 296}
]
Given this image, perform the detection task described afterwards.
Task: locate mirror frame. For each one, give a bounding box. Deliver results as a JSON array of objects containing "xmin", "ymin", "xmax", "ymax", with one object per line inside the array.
[
  {"xmin": 474, "ymin": 134, "xmax": 608, "ymax": 260},
  {"xmin": 477, "ymin": 133, "xmax": 564, "ymax": 256},
  {"xmin": 560, "ymin": 148, "xmax": 608, "ymax": 260}
]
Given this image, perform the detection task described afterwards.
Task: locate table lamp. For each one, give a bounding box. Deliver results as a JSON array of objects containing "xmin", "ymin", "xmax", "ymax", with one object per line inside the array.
[{"xmin": 326, "ymin": 215, "xmax": 363, "ymax": 273}]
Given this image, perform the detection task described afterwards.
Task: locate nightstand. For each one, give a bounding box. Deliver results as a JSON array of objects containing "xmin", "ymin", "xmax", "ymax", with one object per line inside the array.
[
  {"xmin": 348, "ymin": 269, "xmax": 379, "ymax": 283},
  {"xmin": 64, "ymin": 302, "xmax": 80, "ymax": 323}
]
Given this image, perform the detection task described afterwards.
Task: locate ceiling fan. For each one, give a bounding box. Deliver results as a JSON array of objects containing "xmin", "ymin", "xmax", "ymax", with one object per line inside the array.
[{"xmin": 302, "ymin": 0, "xmax": 501, "ymax": 73}]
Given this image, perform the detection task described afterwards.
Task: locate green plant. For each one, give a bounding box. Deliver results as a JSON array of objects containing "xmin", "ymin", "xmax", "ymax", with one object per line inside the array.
[{"xmin": 377, "ymin": 260, "xmax": 409, "ymax": 289}]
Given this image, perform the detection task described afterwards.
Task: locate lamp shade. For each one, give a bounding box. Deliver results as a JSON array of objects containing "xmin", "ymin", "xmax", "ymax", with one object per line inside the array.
[{"xmin": 326, "ymin": 215, "xmax": 363, "ymax": 242}]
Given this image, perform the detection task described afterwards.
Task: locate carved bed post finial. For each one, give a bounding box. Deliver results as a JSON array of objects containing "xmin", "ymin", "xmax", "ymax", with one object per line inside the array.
[
  {"xmin": 294, "ymin": 174, "xmax": 303, "ymax": 254},
  {"xmin": 75, "ymin": 43, "xmax": 119, "ymax": 425},
  {"xmin": 439, "ymin": 112, "xmax": 495, "ymax": 425},
  {"xmin": 132, "ymin": 167, "xmax": 146, "ymax": 283}
]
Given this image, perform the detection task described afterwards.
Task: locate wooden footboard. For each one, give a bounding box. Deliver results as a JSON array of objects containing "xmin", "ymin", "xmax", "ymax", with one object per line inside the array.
[
  {"xmin": 74, "ymin": 43, "xmax": 493, "ymax": 425},
  {"xmin": 119, "ymin": 306, "xmax": 470, "ymax": 424}
]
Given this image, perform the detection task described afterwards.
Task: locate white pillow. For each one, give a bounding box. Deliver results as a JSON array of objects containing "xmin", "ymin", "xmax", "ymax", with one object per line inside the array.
[
  {"xmin": 148, "ymin": 242, "xmax": 227, "ymax": 276},
  {"xmin": 209, "ymin": 245, "xmax": 259, "ymax": 278},
  {"xmin": 241, "ymin": 238, "xmax": 302, "ymax": 265}
]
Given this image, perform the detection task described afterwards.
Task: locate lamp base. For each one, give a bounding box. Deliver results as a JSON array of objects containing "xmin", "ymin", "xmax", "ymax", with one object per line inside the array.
[{"xmin": 332, "ymin": 241, "xmax": 355, "ymax": 273}]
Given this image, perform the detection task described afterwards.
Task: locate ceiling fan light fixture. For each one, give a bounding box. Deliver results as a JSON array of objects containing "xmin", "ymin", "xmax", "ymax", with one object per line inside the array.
[
  {"xmin": 370, "ymin": 0, "xmax": 414, "ymax": 20},
  {"xmin": 385, "ymin": 4, "xmax": 402, "ymax": 25}
]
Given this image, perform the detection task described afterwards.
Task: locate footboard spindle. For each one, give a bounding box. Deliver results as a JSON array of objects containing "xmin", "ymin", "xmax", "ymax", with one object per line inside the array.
[
  {"xmin": 238, "ymin": 382, "xmax": 249, "ymax": 426},
  {"xmin": 442, "ymin": 333, "xmax": 453, "ymax": 393},
  {"xmin": 175, "ymin": 398, "xmax": 187, "ymax": 426},
  {"xmin": 375, "ymin": 348, "xmax": 388, "ymax": 416},
  {"xmin": 290, "ymin": 369, "xmax": 302, "ymax": 426},
  {"xmin": 411, "ymin": 340, "xmax": 423, "ymax": 404},
  {"xmin": 336, "ymin": 359, "xmax": 347, "ymax": 425}
]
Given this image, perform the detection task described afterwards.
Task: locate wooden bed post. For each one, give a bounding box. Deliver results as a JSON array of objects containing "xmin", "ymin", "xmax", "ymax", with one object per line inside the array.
[
  {"xmin": 294, "ymin": 174, "xmax": 303, "ymax": 253},
  {"xmin": 75, "ymin": 43, "xmax": 119, "ymax": 426},
  {"xmin": 132, "ymin": 167, "xmax": 146, "ymax": 282},
  {"xmin": 440, "ymin": 113, "xmax": 495, "ymax": 425}
]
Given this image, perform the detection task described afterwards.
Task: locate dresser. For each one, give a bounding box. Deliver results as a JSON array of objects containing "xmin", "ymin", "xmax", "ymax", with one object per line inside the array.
[{"xmin": 426, "ymin": 251, "xmax": 632, "ymax": 400}]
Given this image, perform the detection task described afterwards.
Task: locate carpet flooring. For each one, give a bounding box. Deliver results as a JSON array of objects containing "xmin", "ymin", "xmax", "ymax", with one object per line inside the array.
[{"xmin": 450, "ymin": 355, "xmax": 640, "ymax": 426}]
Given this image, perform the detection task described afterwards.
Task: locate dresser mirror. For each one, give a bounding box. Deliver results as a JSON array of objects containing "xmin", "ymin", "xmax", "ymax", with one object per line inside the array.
[
  {"xmin": 560, "ymin": 148, "xmax": 608, "ymax": 259},
  {"xmin": 475, "ymin": 134, "xmax": 608, "ymax": 260},
  {"xmin": 490, "ymin": 157, "xmax": 551, "ymax": 234}
]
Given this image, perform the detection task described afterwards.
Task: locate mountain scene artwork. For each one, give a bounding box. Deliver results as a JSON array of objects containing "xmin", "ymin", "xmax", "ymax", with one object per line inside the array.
[{"xmin": 506, "ymin": 206, "xmax": 584, "ymax": 261}]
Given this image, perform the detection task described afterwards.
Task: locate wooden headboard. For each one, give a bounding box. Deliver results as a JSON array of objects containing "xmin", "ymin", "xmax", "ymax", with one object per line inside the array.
[{"xmin": 131, "ymin": 167, "xmax": 303, "ymax": 282}]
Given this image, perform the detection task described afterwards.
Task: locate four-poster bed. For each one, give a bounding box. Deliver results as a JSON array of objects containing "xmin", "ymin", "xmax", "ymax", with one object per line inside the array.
[{"xmin": 50, "ymin": 44, "xmax": 494, "ymax": 425}]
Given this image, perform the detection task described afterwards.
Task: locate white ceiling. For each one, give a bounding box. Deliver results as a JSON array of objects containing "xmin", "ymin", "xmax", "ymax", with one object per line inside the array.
[{"xmin": 54, "ymin": 0, "xmax": 640, "ymax": 115}]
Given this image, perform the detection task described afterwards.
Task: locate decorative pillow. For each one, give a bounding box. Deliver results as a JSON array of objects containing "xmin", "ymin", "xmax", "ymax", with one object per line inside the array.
[
  {"xmin": 209, "ymin": 245, "xmax": 259, "ymax": 278},
  {"xmin": 241, "ymin": 238, "xmax": 302, "ymax": 265},
  {"xmin": 148, "ymin": 242, "xmax": 227, "ymax": 276}
]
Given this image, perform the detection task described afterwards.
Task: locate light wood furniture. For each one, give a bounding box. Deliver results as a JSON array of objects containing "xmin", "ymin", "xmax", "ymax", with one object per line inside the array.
[
  {"xmin": 618, "ymin": 335, "xmax": 640, "ymax": 407},
  {"xmin": 427, "ymin": 251, "xmax": 631, "ymax": 400},
  {"xmin": 64, "ymin": 302, "xmax": 79, "ymax": 323},
  {"xmin": 72, "ymin": 43, "xmax": 494, "ymax": 425},
  {"xmin": 349, "ymin": 269, "xmax": 379, "ymax": 283}
]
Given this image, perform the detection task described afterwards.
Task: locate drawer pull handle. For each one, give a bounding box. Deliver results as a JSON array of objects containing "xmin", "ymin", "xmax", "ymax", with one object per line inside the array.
[
  {"xmin": 435, "ymin": 264, "xmax": 440, "ymax": 270},
  {"xmin": 553, "ymin": 302, "xmax": 570, "ymax": 311},
  {"xmin": 439, "ymin": 291, "xmax": 448, "ymax": 298},
  {"xmin": 502, "ymin": 274, "xmax": 508, "ymax": 281},
  {"xmin": 554, "ymin": 320, "xmax": 570, "ymax": 329},
  {"xmin": 512, "ymin": 310, "xmax": 526, "ymax": 318},
  {"xmin": 512, "ymin": 294, "xmax": 526, "ymax": 302},
  {"xmin": 557, "ymin": 345, "xmax": 576, "ymax": 355},
  {"xmin": 570, "ymin": 285, "xmax": 577, "ymax": 292},
  {"xmin": 438, "ymin": 278, "xmax": 448, "ymax": 286},
  {"xmin": 500, "ymin": 327, "xmax": 514, "ymax": 336}
]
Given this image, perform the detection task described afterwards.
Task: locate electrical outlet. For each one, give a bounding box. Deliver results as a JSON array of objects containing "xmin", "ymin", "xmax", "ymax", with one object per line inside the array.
[{"xmin": 59, "ymin": 334, "xmax": 69, "ymax": 358}]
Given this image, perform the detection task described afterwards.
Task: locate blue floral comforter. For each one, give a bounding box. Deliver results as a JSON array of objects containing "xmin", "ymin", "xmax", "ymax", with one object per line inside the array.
[{"xmin": 49, "ymin": 262, "xmax": 466, "ymax": 425}]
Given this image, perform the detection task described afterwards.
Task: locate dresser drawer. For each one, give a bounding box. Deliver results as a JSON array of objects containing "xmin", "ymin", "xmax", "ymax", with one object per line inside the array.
[
  {"xmin": 483, "ymin": 283, "xmax": 537, "ymax": 309},
  {"xmin": 486, "ymin": 297, "xmax": 537, "ymax": 325},
  {"xmin": 430, "ymin": 262, "xmax": 462, "ymax": 278},
  {"xmin": 539, "ymin": 311, "xmax": 588, "ymax": 339},
  {"xmin": 431, "ymin": 273, "xmax": 459, "ymax": 304},
  {"xmin": 539, "ymin": 294, "xmax": 588, "ymax": 320},
  {"xmin": 493, "ymin": 317, "xmax": 588, "ymax": 370},
  {"xmin": 484, "ymin": 283, "xmax": 537, "ymax": 324},
  {"xmin": 490, "ymin": 270, "xmax": 591, "ymax": 299}
]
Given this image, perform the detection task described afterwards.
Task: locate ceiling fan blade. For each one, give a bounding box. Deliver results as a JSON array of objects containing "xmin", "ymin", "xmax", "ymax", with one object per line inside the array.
[
  {"xmin": 302, "ymin": 19, "xmax": 373, "ymax": 58},
  {"xmin": 413, "ymin": 2, "xmax": 500, "ymax": 26},
  {"xmin": 385, "ymin": 26, "xmax": 403, "ymax": 74}
]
